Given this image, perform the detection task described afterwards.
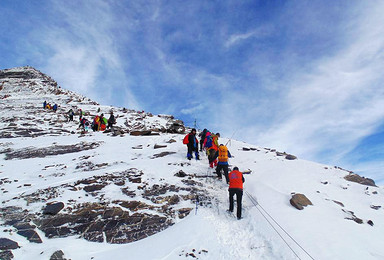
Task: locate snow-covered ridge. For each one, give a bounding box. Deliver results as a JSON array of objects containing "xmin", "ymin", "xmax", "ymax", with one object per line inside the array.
[
  {"xmin": 0, "ymin": 66, "xmax": 185, "ymax": 139},
  {"xmin": 0, "ymin": 66, "xmax": 383, "ymax": 260}
]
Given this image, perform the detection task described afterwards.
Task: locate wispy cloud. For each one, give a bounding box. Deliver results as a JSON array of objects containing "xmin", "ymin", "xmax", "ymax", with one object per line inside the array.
[
  {"xmin": 225, "ymin": 25, "xmax": 273, "ymax": 48},
  {"xmin": 35, "ymin": 1, "xmax": 140, "ymax": 109}
]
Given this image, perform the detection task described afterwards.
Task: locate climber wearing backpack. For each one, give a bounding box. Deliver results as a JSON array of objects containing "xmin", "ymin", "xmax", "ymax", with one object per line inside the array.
[
  {"xmin": 68, "ymin": 109, "xmax": 74, "ymax": 122},
  {"xmin": 206, "ymin": 132, "xmax": 220, "ymax": 168},
  {"xmin": 107, "ymin": 111, "xmax": 116, "ymax": 130},
  {"xmin": 92, "ymin": 115, "xmax": 100, "ymax": 131},
  {"xmin": 198, "ymin": 129, "xmax": 208, "ymax": 152},
  {"xmin": 183, "ymin": 128, "xmax": 200, "ymax": 160},
  {"xmin": 228, "ymin": 167, "xmax": 245, "ymax": 220},
  {"xmin": 214, "ymin": 144, "xmax": 232, "ymax": 183}
]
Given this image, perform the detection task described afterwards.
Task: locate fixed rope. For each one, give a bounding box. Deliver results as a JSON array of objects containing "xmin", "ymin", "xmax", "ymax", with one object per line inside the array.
[{"xmin": 245, "ymin": 191, "xmax": 315, "ymax": 260}]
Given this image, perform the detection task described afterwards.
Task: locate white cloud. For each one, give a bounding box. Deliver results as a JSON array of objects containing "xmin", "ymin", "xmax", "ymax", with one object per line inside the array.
[
  {"xmin": 36, "ymin": 2, "xmax": 139, "ymax": 108},
  {"xmin": 225, "ymin": 25, "xmax": 273, "ymax": 48}
]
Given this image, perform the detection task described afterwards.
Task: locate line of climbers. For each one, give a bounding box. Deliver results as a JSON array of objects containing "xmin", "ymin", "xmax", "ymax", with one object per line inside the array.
[
  {"xmin": 183, "ymin": 128, "xmax": 245, "ymax": 220},
  {"xmin": 42, "ymin": 101, "xmax": 116, "ymax": 133}
]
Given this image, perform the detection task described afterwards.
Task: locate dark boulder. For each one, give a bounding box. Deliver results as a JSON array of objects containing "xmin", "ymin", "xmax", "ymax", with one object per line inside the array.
[
  {"xmin": 174, "ymin": 170, "xmax": 187, "ymax": 177},
  {"xmin": 154, "ymin": 144, "xmax": 167, "ymax": 149},
  {"xmin": 43, "ymin": 202, "xmax": 65, "ymax": 215},
  {"xmin": 50, "ymin": 250, "xmax": 66, "ymax": 260},
  {"xmin": 285, "ymin": 154, "xmax": 297, "ymax": 160},
  {"xmin": 0, "ymin": 238, "xmax": 19, "ymax": 250}
]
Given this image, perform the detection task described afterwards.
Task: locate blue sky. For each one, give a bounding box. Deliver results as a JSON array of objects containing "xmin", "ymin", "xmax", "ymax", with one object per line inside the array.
[{"xmin": 1, "ymin": 0, "xmax": 383, "ymax": 183}]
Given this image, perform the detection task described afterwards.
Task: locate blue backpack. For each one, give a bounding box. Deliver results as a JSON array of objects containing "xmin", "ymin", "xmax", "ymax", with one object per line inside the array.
[{"xmin": 205, "ymin": 136, "xmax": 213, "ymax": 148}]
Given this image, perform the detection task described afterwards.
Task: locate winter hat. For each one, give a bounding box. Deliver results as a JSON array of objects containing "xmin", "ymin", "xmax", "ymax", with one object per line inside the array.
[{"xmin": 233, "ymin": 167, "xmax": 239, "ymax": 171}]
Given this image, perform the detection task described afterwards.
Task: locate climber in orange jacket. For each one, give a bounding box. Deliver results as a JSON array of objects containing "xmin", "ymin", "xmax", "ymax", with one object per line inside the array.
[{"xmin": 228, "ymin": 167, "xmax": 245, "ymax": 220}]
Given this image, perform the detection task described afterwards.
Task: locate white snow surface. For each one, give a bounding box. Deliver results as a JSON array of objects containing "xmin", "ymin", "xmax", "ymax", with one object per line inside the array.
[{"xmin": 0, "ymin": 67, "xmax": 383, "ymax": 260}]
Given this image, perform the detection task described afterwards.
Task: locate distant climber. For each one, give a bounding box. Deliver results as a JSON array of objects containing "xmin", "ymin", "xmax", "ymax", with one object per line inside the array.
[
  {"xmin": 43, "ymin": 101, "xmax": 47, "ymax": 109},
  {"xmin": 107, "ymin": 111, "xmax": 116, "ymax": 130},
  {"xmin": 214, "ymin": 144, "xmax": 232, "ymax": 183},
  {"xmin": 99, "ymin": 113, "xmax": 107, "ymax": 131},
  {"xmin": 67, "ymin": 109, "xmax": 74, "ymax": 122},
  {"xmin": 52, "ymin": 104, "xmax": 58, "ymax": 112},
  {"xmin": 183, "ymin": 128, "xmax": 199, "ymax": 160},
  {"xmin": 79, "ymin": 117, "xmax": 90, "ymax": 131},
  {"xmin": 92, "ymin": 115, "xmax": 100, "ymax": 131},
  {"xmin": 228, "ymin": 167, "xmax": 245, "ymax": 220},
  {"xmin": 198, "ymin": 129, "xmax": 208, "ymax": 152},
  {"xmin": 79, "ymin": 109, "xmax": 85, "ymax": 121}
]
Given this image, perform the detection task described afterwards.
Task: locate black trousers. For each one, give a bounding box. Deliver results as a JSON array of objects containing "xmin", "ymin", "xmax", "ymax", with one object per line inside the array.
[
  {"xmin": 229, "ymin": 188, "xmax": 243, "ymax": 219},
  {"xmin": 187, "ymin": 144, "xmax": 198, "ymax": 159},
  {"xmin": 216, "ymin": 164, "xmax": 229, "ymax": 183}
]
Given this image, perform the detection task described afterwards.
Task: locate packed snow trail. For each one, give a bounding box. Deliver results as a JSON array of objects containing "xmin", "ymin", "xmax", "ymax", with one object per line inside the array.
[{"xmin": 194, "ymin": 165, "xmax": 296, "ymax": 260}]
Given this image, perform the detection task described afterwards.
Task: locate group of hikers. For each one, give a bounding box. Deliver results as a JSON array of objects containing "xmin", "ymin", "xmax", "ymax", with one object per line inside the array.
[
  {"xmin": 77, "ymin": 109, "xmax": 116, "ymax": 132},
  {"xmin": 42, "ymin": 101, "xmax": 116, "ymax": 133},
  {"xmin": 183, "ymin": 128, "xmax": 245, "ymax": 220},
  {"xmin": 43, "ymin": 101, "xmax": 58, "ymax": 112}
]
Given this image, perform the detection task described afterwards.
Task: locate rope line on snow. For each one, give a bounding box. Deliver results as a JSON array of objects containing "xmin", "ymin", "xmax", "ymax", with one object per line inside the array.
[{"xmin": 245, "ymin": 191, "xmax": 315, "ymax": 260}]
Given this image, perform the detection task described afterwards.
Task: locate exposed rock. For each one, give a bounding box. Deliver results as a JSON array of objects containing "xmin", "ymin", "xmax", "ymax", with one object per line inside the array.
[
  {"xmin": 332, "ymin": 200, "xmax": 344, "ymax": 207},
  {"xmin": 83, "ymin": 184, "xmax": 106, "ymax": 193},
  {"xmin": 370, "ymin": 205, "xmax": 381, "ymax": 210},
  {"xmin": 0, "ymin": 250, "xmax": 14, "ymax": 260},
  {"xmin": 34, "ymin": 203, "xmax": 174, "ymax": 244},
  {"xmin": 242, "ymin": 147, "xmax": 251, "ymax": 151},
  {"xmin": 178, "ymin": 208, "xmax": 192, "ymax": 219},
  {"xmin": 50, "ymin": 250, "xmax": 66, "ymax": 260},
  {"xmin": 130, "ymin": 130, "xmax": 152, "ymax": 136},
  {"xmin": 43, "ymin": 202, "xmax": 65, "ymax": 215},
  {"xmin": 5, "ymin": 142, "xmax": 100, "ymax": 160},
  {"xmin": 132, "ymin": 145, "xmax": 143, "ymax": 149},
  {"xmin": 174, "ymin": 170, "xmax": 187, "ymax": 178},
  {"xmin": 290, "ymin": 193, "xmax": 313, "ymax": 210},
  {"xmin": 151, "ymin": 151, "xmax": 176, "ymax": 159},
  {"xmin": 166, "ymin": 139, "xmax": 177, "ymax": 143},
  {"xmin": 154, "ymin": 144, "xmax": 167, "ymax": 149},
  {"xmin": 343, "ymin": 209, "xmax": 363, "ymax": 224},
  {"xmin": 367, "ymin": 220, "xmax": 374, "ymax": 226},
  {"xmin": 285, "ymin": 154, "xmax": 297, "ymax": 160},
  {"xmin": 0, "ymin": 238, "xmax": 19, "ymax": 250},
  {"xmin": 17, "ymin": 228, "xmax": 43, "ymax": 243},
  {"xmin": 117, "ymin": 201, "xmax": 154, "ymax": 211},
  {"xmin": 344, "ymin": 174, "xmax": 376, "ymax": 187}
]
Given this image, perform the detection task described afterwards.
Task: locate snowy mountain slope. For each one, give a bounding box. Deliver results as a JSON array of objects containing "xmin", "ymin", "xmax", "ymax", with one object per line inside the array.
[{"xmin": 0, "ymin": 67, "xmax": 383, "ymax": 260}]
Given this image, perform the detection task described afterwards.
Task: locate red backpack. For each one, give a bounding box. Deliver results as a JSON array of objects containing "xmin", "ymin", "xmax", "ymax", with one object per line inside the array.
[{"xmin": 183, "ymin": 134, "xmax": 190, "ymax": 144}]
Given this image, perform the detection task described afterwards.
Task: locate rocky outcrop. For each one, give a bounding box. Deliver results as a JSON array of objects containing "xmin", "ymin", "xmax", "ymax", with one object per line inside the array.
[
  {"xmin": 43, "ymin": 202, "xmax": 65, "ymax": 215},
  {"xmin": 344, "ymin": 174, "xmax": 376, "ymax": 187},
  {"xmin": 0, "ymin": 238, "xmax": 19, "ymax": 250},
  {"xmin": 50, "ymin": 250, "xmax": 67, "ymax": 260},
  {"xmin": 5, "ymin": 142, "xmax": 100, "ymax": 160},
  {"xmin": 34, "ymin": 203, "xmax": 173, "ymax": 244},
  {"xmin": 290, "ymin": 193, "xmax": 313, "ymax": 210},
  {"xmin": 285, "ymin": 154, "xmax": 297, "ymax": 160}
]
